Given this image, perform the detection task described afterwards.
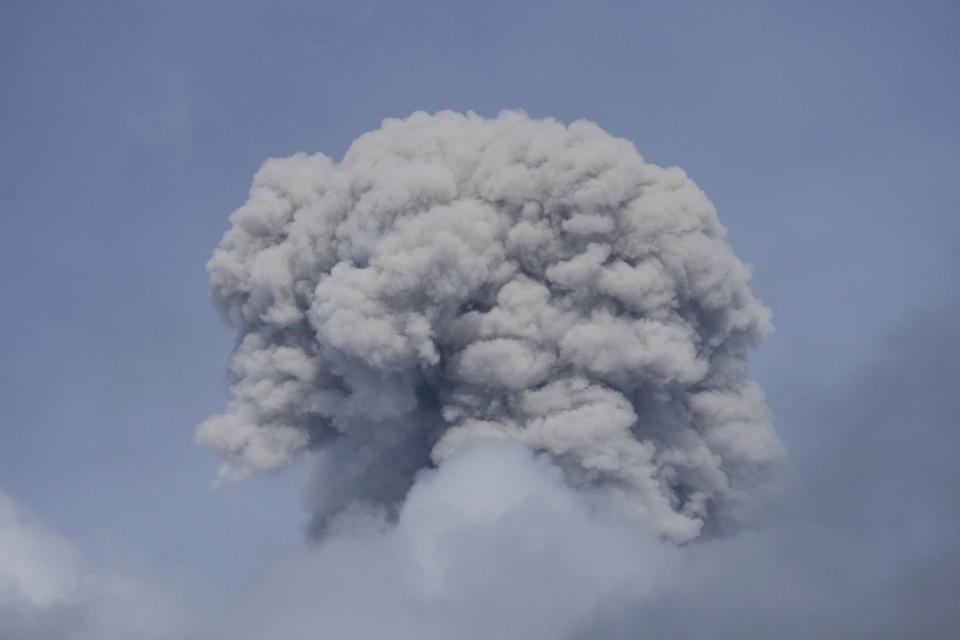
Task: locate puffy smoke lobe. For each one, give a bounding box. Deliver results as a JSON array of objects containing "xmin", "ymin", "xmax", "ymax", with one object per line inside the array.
[{"xmin": 198, "ymin": 110, "xmax": 782, "ymax": 542}]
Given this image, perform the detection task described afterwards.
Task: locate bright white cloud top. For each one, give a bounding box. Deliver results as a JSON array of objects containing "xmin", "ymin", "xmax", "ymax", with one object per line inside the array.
[{"xmin": 198, "ymin": 111, "xmax": 782, "ymax": 542}]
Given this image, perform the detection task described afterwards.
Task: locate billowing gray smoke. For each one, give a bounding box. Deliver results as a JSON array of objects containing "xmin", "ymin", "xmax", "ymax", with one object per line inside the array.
[{"xmin": 198, "ymin": 110, "xmax": 782, "ymax": 542}]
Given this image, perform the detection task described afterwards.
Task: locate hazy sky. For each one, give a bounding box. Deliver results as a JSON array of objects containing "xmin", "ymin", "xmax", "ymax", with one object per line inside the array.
[{"xmin": 1, "ymin": 1, "xmax": 957, "ymax": 637}]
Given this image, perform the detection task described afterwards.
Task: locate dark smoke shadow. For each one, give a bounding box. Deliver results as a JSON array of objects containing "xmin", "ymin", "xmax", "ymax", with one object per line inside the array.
[{"xmin": 303, "ymin": 383, "xmax": 448, "ymax": 540}]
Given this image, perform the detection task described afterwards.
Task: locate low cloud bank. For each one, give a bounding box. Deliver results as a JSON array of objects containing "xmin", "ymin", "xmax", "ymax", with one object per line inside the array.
[{"xmin": 0, "ymin": 492, "xmax": 203, "ymax": 640}]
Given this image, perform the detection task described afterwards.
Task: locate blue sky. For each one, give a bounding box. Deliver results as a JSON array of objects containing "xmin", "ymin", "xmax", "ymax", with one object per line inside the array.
[{"xmin": 1, "ymin": 0, "xmax": 958, "ymax": 624}]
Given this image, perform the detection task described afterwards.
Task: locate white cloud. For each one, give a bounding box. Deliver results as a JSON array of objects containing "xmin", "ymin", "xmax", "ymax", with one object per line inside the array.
[{"xmin": 0, "ymin": 491, "xmax": 204, "ymax": 640}]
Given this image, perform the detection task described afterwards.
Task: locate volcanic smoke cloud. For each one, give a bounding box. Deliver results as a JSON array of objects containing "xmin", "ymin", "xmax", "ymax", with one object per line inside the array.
[{"xmin": 198, "ymin": 111, "xmax": 782, "ymax": 542}]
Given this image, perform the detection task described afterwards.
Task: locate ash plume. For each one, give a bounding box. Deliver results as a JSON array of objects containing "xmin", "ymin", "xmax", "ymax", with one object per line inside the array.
[{"xmin": 198, "ymin": 110, "xmax": 782, "ymax": 542}]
